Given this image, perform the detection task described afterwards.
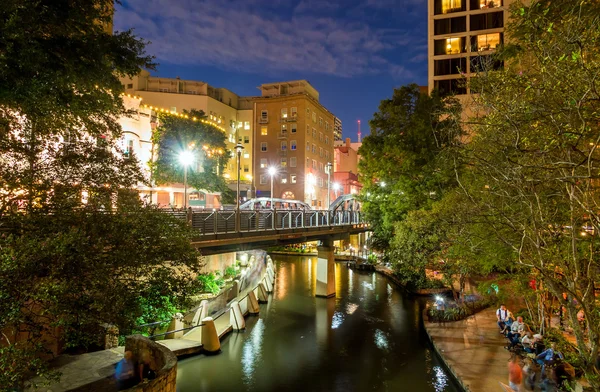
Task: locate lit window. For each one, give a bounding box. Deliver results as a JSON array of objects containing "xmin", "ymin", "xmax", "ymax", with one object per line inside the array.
[
  {"xmin": 290, "ymin": 140, "xmax": 297, "ymax": 150},
  {"xmin": 238, "ymin": 121, "xmax": 243, "ymax": 128},
  {"xmin": 290, "ymin": 157, "xmax": 297, "ymax": 167},
  {"xmin": 475, "ymin": 33, "xmax": 501, "ymax": 51},
  {"xmin": 441, "ymin": 0, "xmax": 462, "ymax": 14},
  {"xmin": 260, "ymin": 158, "xmax": 267, "ymax": 168},
  {"xmin": 243, "ymin": 152, "xmax": 250, "ymax": 159},
  {"xmin": 244, "ymin": 121, "xmax": 250, "ymax": 130},
  {"xmin": 281, "ymin": 177, "xmax": 288, "ymax": 184},
  {"xmin": 281, "ymin": 158, "xmax": 287, "ymax": 167},
  {"xmin": 281, "ymin": 124, "xmax": 287, "ymax": 134},
  {"xmin": 261, "ymin": 142, "xmax": 267, "ymax": 152},
  {"xmin": 261, "ymin": 126, "xmax": 268, "ymax": 135},
  {"xmin": 291, "ymin": 107, "xmax": 297, "ymax": 117},
  {"xmin": 281, "ymin": 108, "xmax": 288, "ymax": 118},
  {"xmin": 291, "ymin": 174, "xmax": 297, "ymax": 184},
  {"xmin": 445, "ymin": 37, "xmax": 462, "ymax": 54}
]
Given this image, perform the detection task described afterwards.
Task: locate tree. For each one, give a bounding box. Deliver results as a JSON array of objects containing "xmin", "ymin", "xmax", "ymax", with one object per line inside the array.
[
  {"xmin": 0, "ymin": 1, "xmax": 206, "ymax": 388},
  {"xmin": 461, "ymin": 0, "xmax": 600, "ymax": 385},
  {"xmin": 151, "ymin": 110, "xmax": 234, "ymax": 203},
  {"xmin": 358, "ymin": 84, "xmax": 462, "ymax": 251}
]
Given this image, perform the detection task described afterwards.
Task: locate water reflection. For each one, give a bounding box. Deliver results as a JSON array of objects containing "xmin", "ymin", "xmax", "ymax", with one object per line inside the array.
[{"xmin": 177, "ymin": 255, "xmax": 459, "ymax": 392}]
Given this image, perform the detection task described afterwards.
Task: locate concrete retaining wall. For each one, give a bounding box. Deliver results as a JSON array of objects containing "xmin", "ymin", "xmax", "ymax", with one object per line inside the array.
[{"xmin": 125, "ymin": 335, "xmax": 177, "ymax": 392}]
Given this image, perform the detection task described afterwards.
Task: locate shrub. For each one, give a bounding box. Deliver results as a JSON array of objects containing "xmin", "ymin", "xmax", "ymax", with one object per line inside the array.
[
  {"xmin": 197, "ymin": 273, "xmax": 221, "ymax": 295},
  {"xmin": 224, "ymin": 265, "xmax": 237, "ymax": 279},
  {"xmin": 427, "ymin": 297, "xmax": 493, "ymax": 322}
]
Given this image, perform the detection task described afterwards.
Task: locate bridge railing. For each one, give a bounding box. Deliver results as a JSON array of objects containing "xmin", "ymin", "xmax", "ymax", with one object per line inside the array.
[{"xmin": 177, "ymin": 209, "xmax": 364, "ymax": 235}]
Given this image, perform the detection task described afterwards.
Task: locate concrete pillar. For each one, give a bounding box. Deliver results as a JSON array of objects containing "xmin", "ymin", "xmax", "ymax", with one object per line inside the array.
[
  {"xmin": 257, "ymin": 283, "xmax": 269, "ymax": 303},
  {"xmin": 201, "ymin": 317, "xmax": 221, "ymax": 354},
  {"xmin": 247, "ymin": 290, "xmax": 260, "ymax": 314},
  {"xmin": 316, "ymin": 244, "xmax": 336, "ymax": 298},
  {"xmin": 266, "ymin": 265, "xmax": 275, "ymax": 286},
  {"xmin": 191, "ymin": 300, "xmax": 208, "ymax": 327},
  {"xmin": 263, "ymin": 274, "xmax": 273, "ymax": 293},
  {"xmin": 165, "ymin": 313, "xmax": 184, "ymax": 339},
  {"xmin": 229, "ymin": 301, "xmax": 245, "ymax": 330}
]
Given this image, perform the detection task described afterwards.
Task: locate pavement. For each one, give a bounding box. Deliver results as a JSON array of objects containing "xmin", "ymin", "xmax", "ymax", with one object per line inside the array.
[
  {"xmin": 425, "ymin": 309, "xmax": 510, "ymax": 392},
  {"xmin": 26, "ymin": 347, "xmax": 124, "ymax": 392}
]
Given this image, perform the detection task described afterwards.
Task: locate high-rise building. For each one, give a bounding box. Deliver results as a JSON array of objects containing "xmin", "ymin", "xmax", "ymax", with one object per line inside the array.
[
  {"xmin": 428, "ymin": 0, "xmax": 513, "ymax": 96},
  {"xmin": 253, "ymin": 80, "xmax": 336, "ymax": 208},
  {"xmin": 333, "ymin": 116, "xmax": 343, "ymax": 141}
]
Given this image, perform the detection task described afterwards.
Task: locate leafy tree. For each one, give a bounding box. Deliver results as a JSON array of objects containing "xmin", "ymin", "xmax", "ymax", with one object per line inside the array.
[
  {"xmin": 151, "ymin": 110, "xmax": 233, "ymax": 203},
  {"xmin": 461, "ymin": 0, "xmax": 600, "ymax": 384},
  {"xmin": 358, "ymin": 84, "xmax": 462, "ymax": 250},
  {"xmin": 0, "ymin": 0, "xmax": 207, "ymax": 388}
]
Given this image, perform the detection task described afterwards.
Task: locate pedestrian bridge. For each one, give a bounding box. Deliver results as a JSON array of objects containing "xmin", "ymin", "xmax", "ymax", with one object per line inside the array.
[{"xmin": 168, "ymin": 209, "xmax": 369, "ymax": 255}]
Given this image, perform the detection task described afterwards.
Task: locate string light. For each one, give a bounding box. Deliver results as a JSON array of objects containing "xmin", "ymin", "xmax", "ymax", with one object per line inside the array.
[{"xmin": 140, "ymin": 104, "xmax": 226, "ymax": 132}]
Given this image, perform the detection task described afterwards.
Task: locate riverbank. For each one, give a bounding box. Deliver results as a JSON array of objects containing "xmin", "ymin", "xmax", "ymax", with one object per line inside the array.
[{"xmin": 374, "ymin": 264, "xmax": 453, "ymax": 296}]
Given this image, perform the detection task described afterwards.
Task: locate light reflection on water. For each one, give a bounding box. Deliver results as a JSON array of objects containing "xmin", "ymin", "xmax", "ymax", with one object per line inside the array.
[{"xmin": 176, "ymin": 255, "xmax": 459, "ymax": 392}]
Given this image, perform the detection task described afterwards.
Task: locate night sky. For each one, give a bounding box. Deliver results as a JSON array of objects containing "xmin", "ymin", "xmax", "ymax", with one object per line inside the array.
[{"xmin": 114, "ymin": 0, "xmax": 428, "ymax": 140}]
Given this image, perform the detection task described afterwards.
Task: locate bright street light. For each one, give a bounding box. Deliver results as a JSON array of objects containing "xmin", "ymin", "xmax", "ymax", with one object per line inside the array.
[
  {"xmin": 268, "ymin": 167, "xmax": 277, "ymax": 208},
  {"xmin": 332, "ymin": 182, "xmax": 341, "ymax": 198},
  {"xmin": 179, "ymin": 150, "xmax": 195, "ymax": 210}
]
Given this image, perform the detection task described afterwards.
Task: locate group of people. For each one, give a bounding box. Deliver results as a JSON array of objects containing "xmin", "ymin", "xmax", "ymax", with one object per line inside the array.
[
  {"xmin": 115, "ymin": 350, "xmax": 156, "ymax": 391},
  {"xmin": 497, "ymin": 305, "xmax": 572, "ymax": 391}
]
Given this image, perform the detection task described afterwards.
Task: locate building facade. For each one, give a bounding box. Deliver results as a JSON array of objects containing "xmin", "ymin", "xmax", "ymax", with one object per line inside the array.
[
  {"xmin": 333, "ymin": 116, "xmax": 343, "ymax": 141},
  {"xmin": 253, "ymin": 80, "xmax": 336, "ymax": 208},
  {"xmin": 333, "ymin": 138, "xmax": 362, "ymax": 196},
  {"xmin": 428, "ymin": 0, "xmax": 513, "ymax": 96},
  {"xmin": 120, "ymin": 71, "xmax": 254, "ymax": 196}
]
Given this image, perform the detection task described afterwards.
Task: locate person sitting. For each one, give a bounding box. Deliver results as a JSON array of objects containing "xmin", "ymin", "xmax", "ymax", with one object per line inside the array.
[
  {"xmin": 501, "ymin": 311, "xmax": 515, "ymax": 334},
  {"xmin": 115, "ymin": 351, "xmax": 138, "ymax": 390},
  {"xmin": 521, "ymin": 332, "xmax": 535, "ymax": 353},
  {"xmin": 138, "ymin": 351, "xmax": 156, "ymax": 383},
  {"xmin": 506, "ymin": 316, "xmax": 529, "ymax": 348},
  {"xmin": 497, "ymin": 304, "xmax": 511, "ymax": 333},
  {"xmin": 536, "ymin": 343, "xmax": 564, "ymax": 375}
]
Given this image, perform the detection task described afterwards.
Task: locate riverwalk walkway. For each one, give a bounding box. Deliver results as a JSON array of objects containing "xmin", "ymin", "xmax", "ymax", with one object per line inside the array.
[{"xmin": 425, "ymin": 309, "xmax": 509, "ymax": 392}]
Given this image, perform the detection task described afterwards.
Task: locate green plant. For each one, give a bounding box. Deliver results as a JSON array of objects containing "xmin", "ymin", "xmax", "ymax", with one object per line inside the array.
[
  {"xmin": 224, "ymin": 266, "xmax": 237, "ymax": 279},
  {"xmin": 197, "ymin": 273, "xmax": 221, "ymax": 295}
]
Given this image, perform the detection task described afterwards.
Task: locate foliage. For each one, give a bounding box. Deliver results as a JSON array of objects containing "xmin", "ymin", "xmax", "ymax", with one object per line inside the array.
[
  {"xmin": 151, "ymin": 110, "xmax": 233, "ymax": 203},
  {"xmin": 196, "ymin": 272, "xmax": 225, "ymax": 295},
  {"xmin": 366, "ymin": 253, "xmax": 378, "ymax": 265},
  {"xmin": 457, "ymin": 0, "xmax": 600, "ymax": 384},
  {"xmin": 358, "ymin": 84, "xmax": 463, "ymax": 250},
  {"xmin": 427, "ymin": 297, "xmax": 494, "ymax": 322},
  {"xmin": 224, "ymin": 266, "xmax": 237, "ymax": 279}
]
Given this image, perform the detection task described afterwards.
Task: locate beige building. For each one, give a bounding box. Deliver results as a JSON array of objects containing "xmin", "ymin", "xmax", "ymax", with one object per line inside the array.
[
  {"xmin": 120, "ymin": 71, "xmax": 254, "ymax": 197},
  {"xmin": 253, "ymin": 81, "xmax": 336, "ymax": 208},
  {"xmin": 428, "ymin": 0, "xmax": 513, "ymax": 96}
]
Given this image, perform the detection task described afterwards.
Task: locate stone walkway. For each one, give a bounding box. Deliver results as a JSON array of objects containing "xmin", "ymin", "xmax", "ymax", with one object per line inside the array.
[
  {"xmin": 27, "ymin": 347, "xmax": 124, "ymax": 392},
  {"xmin": 425, "ymin": 309, "xmax": 510, "ymax": 392}
]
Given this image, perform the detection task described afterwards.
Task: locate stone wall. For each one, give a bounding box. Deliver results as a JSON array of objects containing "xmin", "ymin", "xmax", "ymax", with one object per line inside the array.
[{"xmin": 125, "ymin": 335, "xmax": 177, "ymax": 392}]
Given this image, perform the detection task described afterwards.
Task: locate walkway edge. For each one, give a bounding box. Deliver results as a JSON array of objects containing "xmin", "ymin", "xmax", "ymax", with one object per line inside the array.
[
  {"xmin": 422, "ymin": 313, "xmax": 471, "ymax": 392},
  {"xmin": 373, "ymin": 266, "xmax": 468, "ymax": 392}
]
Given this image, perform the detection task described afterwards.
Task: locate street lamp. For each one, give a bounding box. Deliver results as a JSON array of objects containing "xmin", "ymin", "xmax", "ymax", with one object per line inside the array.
[
  {"xmin": 326, "ymin": 162, "xmax": 333, "ymax": 209},
  {"xmin": 179, "ymin": 150, "xmax": 194, "ymax": 210},
  {"xmin": 268, "ymin": 166, "xmax": 277, "ymax": 208},
  {"xmin": 235, "ymin": 143, "xmax": 244, "ymax": 231},
  {"xmin": 332, "ymin": 182, "xmax": 341, "ymax": 198}
]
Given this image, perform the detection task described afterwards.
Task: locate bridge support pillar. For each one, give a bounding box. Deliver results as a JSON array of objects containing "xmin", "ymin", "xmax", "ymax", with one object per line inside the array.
[
  {"xmin": 247, "ymin": 290, "xmax": 260, "ymax": 314},
  {"xmin": 191, "ymin": 300, "xmax": 209, "ymax": 327},
  {"xmin": 263, "ymin": 274, "xmax": 273, "ymax": 293},
  {"xmin": 257, "ymin": 283, "xmax": 269, "ymax": 303},
  {"xmin": 201, "ymin": 317, "xmax": 221, "ymax": 354},
  {"xmin": 229, "ymin": 301, "xmax": 245, "ymax": 331},
  {"xmin": 316, "ymin": 242, "xmax": 336, "ymax": 298},
  {"xmin": 165, "ymin": 313, "xmax": 184, "ymax": 339}
]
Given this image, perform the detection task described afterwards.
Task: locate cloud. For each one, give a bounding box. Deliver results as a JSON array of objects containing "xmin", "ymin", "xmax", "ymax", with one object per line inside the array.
[{"xmin": 115, "ymin": 0, "xmax": 427, "ymax": 79}]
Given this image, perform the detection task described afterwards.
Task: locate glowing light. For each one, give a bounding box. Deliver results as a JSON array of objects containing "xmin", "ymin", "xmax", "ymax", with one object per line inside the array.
[
  {"xmin": 268, "ymin": 167, "xmax": 277, "ymax": 176},
  {"xmin": 179, "ymin": 151, "xmax": 194, "ymax": 166}
]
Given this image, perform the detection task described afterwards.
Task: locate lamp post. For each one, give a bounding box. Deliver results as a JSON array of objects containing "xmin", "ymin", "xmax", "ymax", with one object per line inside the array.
[
  {"xmin": 179, "ymin": 150, "xmax": 194, "ymax": 210},
  {"xmin": 332, "ymin": 182, "xmax": 341, "ymax": 198},
  {"xmin": 326, "ymin": 162, "xmax": 332, "ymax": 209},
  {"xmin": 268, "ymin": 167, "xmax": 277, "ymax": 208},
  {"xmin": 235, "ymin": 143, "xmax": 244, "ymax": 231}
]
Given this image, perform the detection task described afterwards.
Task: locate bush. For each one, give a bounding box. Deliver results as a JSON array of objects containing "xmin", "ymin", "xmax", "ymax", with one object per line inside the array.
[
  {"xmin": 224, "ymin": 266, "xmax": 237, "ymax": 279},
  {"xmin": 197, "ymin": 273, "xmax": 221, "ymax": 295},
  {"xmin": 427, "ymin": 297, "xmax": 493, "ymax": 322}
]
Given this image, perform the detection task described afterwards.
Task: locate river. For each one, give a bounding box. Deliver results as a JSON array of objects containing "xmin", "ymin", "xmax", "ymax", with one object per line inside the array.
[{"xmin": 176, "ymin": 254, "xmax": 460, "ymax": 392}]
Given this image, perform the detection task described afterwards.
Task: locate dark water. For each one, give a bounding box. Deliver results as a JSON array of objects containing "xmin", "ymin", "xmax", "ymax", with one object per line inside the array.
[{"xmin": 177, "ymin": 255, "xmax": 460, "ymax": 392}]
